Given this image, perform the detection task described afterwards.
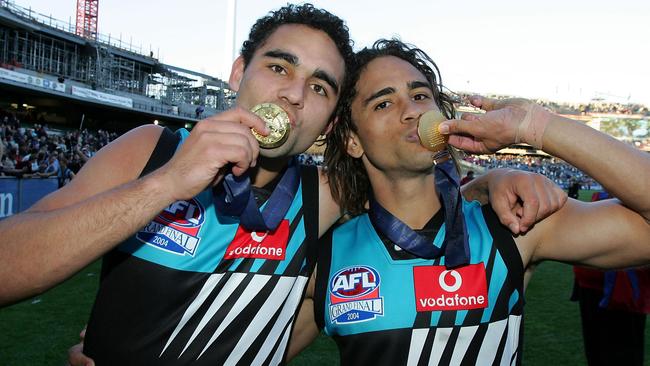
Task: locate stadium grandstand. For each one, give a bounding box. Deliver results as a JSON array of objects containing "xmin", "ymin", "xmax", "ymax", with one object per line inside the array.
[
  {"xmin": 0, "ymin": 0, "xmax": 234, "ymax": 133},
  {"xmin": 0, "ymin": 0, "xmax": 235, "ymax": 219}
]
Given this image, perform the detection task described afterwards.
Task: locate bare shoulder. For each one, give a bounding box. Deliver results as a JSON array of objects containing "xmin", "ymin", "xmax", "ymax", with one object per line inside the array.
[{"xmin": 30, "ymin": 125, "xmax": 165, "ymax": 212}]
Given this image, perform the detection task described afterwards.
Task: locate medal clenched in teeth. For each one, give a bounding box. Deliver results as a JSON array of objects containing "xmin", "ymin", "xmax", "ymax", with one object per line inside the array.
[{"xmin": 250, "ymin": 103, "xmax": 291, "ymax": 149}]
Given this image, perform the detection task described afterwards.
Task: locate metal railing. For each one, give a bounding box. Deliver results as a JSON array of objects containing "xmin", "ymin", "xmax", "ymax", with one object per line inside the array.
[{"xmin": 1, "ymin": 0, "xmax": 148, "ymax": 56}]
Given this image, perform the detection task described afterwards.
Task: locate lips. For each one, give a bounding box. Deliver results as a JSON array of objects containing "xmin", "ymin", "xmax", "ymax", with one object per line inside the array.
[{"xmin": 406, "ymin": 129, "xmax": 420, "ymax": 143}]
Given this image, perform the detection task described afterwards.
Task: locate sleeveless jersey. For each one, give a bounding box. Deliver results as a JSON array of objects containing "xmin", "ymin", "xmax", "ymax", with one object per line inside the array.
[
  {"xmin": 315, "ymin": 201, "xmax": 525, "ymax": 366},
  {"xmin": 84, "ymin": 128, "xmax": 319, "ymax": 365}
]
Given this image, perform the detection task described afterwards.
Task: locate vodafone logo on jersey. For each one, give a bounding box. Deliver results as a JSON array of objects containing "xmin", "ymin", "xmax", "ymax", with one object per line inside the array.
[
  {"xmin": 413, "ymin": 263, "xmax": 488, "ymax": 312},
  {"xmin": 224, "ymin": 219, "xmax": 290, "ymax": 260}
]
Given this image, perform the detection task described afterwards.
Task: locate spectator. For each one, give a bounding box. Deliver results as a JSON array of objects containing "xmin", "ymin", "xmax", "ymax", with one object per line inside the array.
[
  {"xmin": 568, "ymin": 179, "xmax": 581, "ymax": 199},
  {"xmin": 460, "ymin": 170, "xmax": 475, "ymax": 185},
  {"xmin": 38, "ymin": 154, "xmax": 60, "ymax": 179},
  {"xmin": 58, "ymin": 157, "xmax": 75, "ymax": 187},
  {"xmin": 195, "ymin": 104, "xmax": 205, "ymax": 119}
]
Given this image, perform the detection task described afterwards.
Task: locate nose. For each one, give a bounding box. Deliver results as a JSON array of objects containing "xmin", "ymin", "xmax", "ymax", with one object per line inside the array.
[
  {"xmin": 278, "ymin": 77, "xmax": 305, "ymax": 109},
  {"xmin": 401, "ymin": 101, "xmax": 428, "ymax": 125}
]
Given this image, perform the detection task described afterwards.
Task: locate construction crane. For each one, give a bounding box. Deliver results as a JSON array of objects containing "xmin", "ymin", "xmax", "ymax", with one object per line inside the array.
[{"xmin": 75, "ymin": 0, "xmax": 98, "ymax": 39}]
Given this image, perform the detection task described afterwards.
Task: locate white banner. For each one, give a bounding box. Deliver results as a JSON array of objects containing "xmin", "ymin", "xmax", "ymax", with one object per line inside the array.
[
  {"xmin": 0, "ymin": 67, "xmax": 66, "ymax": 93},
  {"xmin": 71, "ymin": 86, "xmax": 133, "ymax": 108}
]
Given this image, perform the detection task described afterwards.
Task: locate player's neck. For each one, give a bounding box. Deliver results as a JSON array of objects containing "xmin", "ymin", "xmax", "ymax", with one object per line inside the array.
[
  {"xmin": 370, "ymin": 173, "xmax": 441, "ymax": 230},
  {"xmin": 250, "ymin": 156, "xmax": 292, "ymax": 188}
]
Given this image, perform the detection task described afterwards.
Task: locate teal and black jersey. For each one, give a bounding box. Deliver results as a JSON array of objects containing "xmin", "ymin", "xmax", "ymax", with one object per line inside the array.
[
  {"xmin": 84, "ymin": 128, "xmax": 319, "ymax": 365},
  {"xmin": 315, "ymin": 200, "xmax": 525, "ymax": 366}
]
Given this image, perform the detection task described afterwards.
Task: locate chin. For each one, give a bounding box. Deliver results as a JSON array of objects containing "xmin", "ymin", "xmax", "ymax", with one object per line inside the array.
[
  {"xmin": 411, "ymin": 154, "xmax": 437, "ymax": 172},
  {"xmin": 259, "ymin": 146, "xmax": 291, "ymax": 159}
]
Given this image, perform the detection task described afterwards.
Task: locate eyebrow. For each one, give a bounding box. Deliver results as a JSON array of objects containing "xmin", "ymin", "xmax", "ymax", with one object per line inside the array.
[
  {"xmin": 408, "ymin": 80, "xmax": 432, "ymax": 91},
  {"xmin": 363, "ymin": 80, "xmax": 432, "ymax": 107},
  {"xmin": 313, "ymin": 69, "xmax": 339, "ymax": 96},
  {"xmin": 264, "ymin": 49, "xmax": 340, "ymax": 96},
  {"xmin": 363, "ymin": 87, "xmax": 395, "ymax": 107},
  {"xmin": 264, "ymin": 49, "xmax": 298, "ymax": 65}
]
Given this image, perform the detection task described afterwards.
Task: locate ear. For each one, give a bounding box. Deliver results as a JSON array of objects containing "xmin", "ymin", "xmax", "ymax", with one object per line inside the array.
[
  {"xmin": 228, "ymin": 56, "xmax": 245, "ymax": 92},
  {"xmin": 346, "ymin": 131, "xmax": 364, "ymax": 158}
]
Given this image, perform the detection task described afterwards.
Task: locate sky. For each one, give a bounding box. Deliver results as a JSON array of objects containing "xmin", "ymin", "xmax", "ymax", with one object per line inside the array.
[{"xmin": 10, "ymin": 0, "xmax": 650, "ymax": 106}]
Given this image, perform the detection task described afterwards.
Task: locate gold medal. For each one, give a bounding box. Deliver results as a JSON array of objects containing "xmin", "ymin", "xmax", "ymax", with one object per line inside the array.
[
  {"xmin": 417, "ymin": 110, "xmax": 449, "ymax": 153},
  {"xmin": 250, "ymin": 103, "xmax": 291, "ymax": 149}
]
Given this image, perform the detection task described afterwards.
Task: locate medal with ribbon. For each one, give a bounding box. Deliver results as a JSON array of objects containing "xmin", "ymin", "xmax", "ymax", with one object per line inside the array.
[
  {"xmin": 213, "ymin": 157, "xmax": 300, "ymax": 232},
  {"xmin": 368, "ymin": 110, "xmax": 470, "ymax": 268}
]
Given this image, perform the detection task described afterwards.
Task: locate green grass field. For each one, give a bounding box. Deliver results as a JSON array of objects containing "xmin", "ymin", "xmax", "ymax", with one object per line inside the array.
[{"xmin": 2, "ymin": 189, "xmax": 649, "ymax": 365}]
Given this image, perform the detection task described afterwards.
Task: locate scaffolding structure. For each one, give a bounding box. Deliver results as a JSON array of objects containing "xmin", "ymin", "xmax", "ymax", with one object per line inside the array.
[{"xmin": 0, "ymin": 0, "xmax": 234, "ymax": 119}]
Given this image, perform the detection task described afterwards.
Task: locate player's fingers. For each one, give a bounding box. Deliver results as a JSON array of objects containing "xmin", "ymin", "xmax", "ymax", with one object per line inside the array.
[
  {"xmin": 446, "ymin": 135, "xmax": 491, "ymax": 154},
  {"xmin": 491, "ymin": 192, "xmax": 521, "ymax": 234},
  {"xmin": 439, "ymin": 118, "xmax": 482, "ymax": 137},
  {"xmin": 469, "ymin": 95, "xmax": 498, "ymax": 111},
  {"xmin": 204, "ymin": 106, "xmax": 270, "ymax": 135},
  {"xmin": 519, "ymin": 193, "xmax": 540, "ymax": 233},
  {"xmin": 67, "ymin": 343, "xmax": 95, "ymax": 366}
]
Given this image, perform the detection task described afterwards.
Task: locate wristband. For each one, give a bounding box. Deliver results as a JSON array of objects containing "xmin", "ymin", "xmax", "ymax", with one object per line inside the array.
[{"xmin": 514, "ymin": 103, "xmax": 549, "ymax": 150}]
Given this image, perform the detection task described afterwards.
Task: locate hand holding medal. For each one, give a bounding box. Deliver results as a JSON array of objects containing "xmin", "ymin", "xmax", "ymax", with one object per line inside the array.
[
  {"xmin": 250, "ymin": 103, "xmax": 291, "ymax": 149},
  {"xmin": 215, "ymin": 103, "xmax": 299, "ymax": 232}
]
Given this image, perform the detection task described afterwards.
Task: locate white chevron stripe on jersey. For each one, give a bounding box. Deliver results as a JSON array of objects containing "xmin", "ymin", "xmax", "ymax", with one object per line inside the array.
[
  {"xmin": 427, "ymin": 327, "xmax": 452, "ymax": 365},
  {"xmin": 498, "ymin": 315, "xmax": 521, "ymax": 366},
  {"xmin": 222, "ymin": 275, "xmax": 299, "ymax": 366},
  {"xmin": 159, "ymin": 273, "xmax": 224, "ymax": 357},
  {"xmin": 268, "ymin": 316, "xmax": 292, "ymax": 366},
  {"xmin": 406, "ymin": 328, "xmax": 429, "ymax": 366},
  {"xmin": 476, "ymin": 317, "xmax": 508, "ymax": 365},
  {"xmin": 198, "ymin": 273, "xmax": 273, "ymax": 359},
  {"xmin": 176, "ymin": 272, "xmax": 249, "ymax": 357},
  {"xmin": 251, "ymin": 276, "xmax": 309, "ymax": 366},
  {"xmin": 450, "ymin": 324, "xmax": 479, "ymax": 365}
]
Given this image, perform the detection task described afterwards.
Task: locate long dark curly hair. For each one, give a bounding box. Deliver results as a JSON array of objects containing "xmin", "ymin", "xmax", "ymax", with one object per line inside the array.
[{"xmin": 325, "ymin": 39, "xmax": 457, "ymax": 216}]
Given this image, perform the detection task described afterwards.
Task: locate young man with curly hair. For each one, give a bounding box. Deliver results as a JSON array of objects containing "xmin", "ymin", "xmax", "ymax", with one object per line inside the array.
[{"xmin": 309, "ymin": 39, "xmax": 650, "ymax": 365}]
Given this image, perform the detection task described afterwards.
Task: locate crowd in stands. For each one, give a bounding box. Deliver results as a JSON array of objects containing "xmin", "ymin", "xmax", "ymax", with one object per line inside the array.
[
  {"xmin": 0, "ymin": 109, "xmax": 118, "ymax": 187},
  {"xmin": 463, "ymin": 154, "xmax": 599, "ymax": 190},
  {"xmin": 297, "ymin": 153, "xmax": 324, "ymax": 166},
  {"xmin": 456, "ymin": 92, "xmax": 649, "ymax": 116}
]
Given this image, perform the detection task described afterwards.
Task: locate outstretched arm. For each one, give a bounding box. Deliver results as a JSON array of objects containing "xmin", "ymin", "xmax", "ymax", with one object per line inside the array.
[
  {"xmin": 441, "ymin": 96, "xmax": 650, "ymax": 268},
  {"xmin": 0, "ymin": 108, "xmax": 268, "ymax": 306}
]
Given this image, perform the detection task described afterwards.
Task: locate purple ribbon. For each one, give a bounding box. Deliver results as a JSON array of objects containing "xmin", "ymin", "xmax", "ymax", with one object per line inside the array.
[
  {"xmin": 214, "ymin": 158, "xmax": 300, "ymax": 232},
  {"xmin": 368, "ymin": 159, "xmax": 470, "ymax": 268}
]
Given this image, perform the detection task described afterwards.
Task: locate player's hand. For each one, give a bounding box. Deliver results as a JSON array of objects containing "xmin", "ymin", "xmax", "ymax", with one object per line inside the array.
[
  {"xmin": 66, "ymin": 327, "xmax": 95, "ymax": 366},
  {"xmin": 439, "ymin": 96, "xmax": 535, "ymax": 154},
  {"xmin": 153, "ymin": 106, "xmax": 269, "ymax": 201},
  {"xmin": 487, "ymin": 169, "xmax": 567, "ymax": 234}
]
